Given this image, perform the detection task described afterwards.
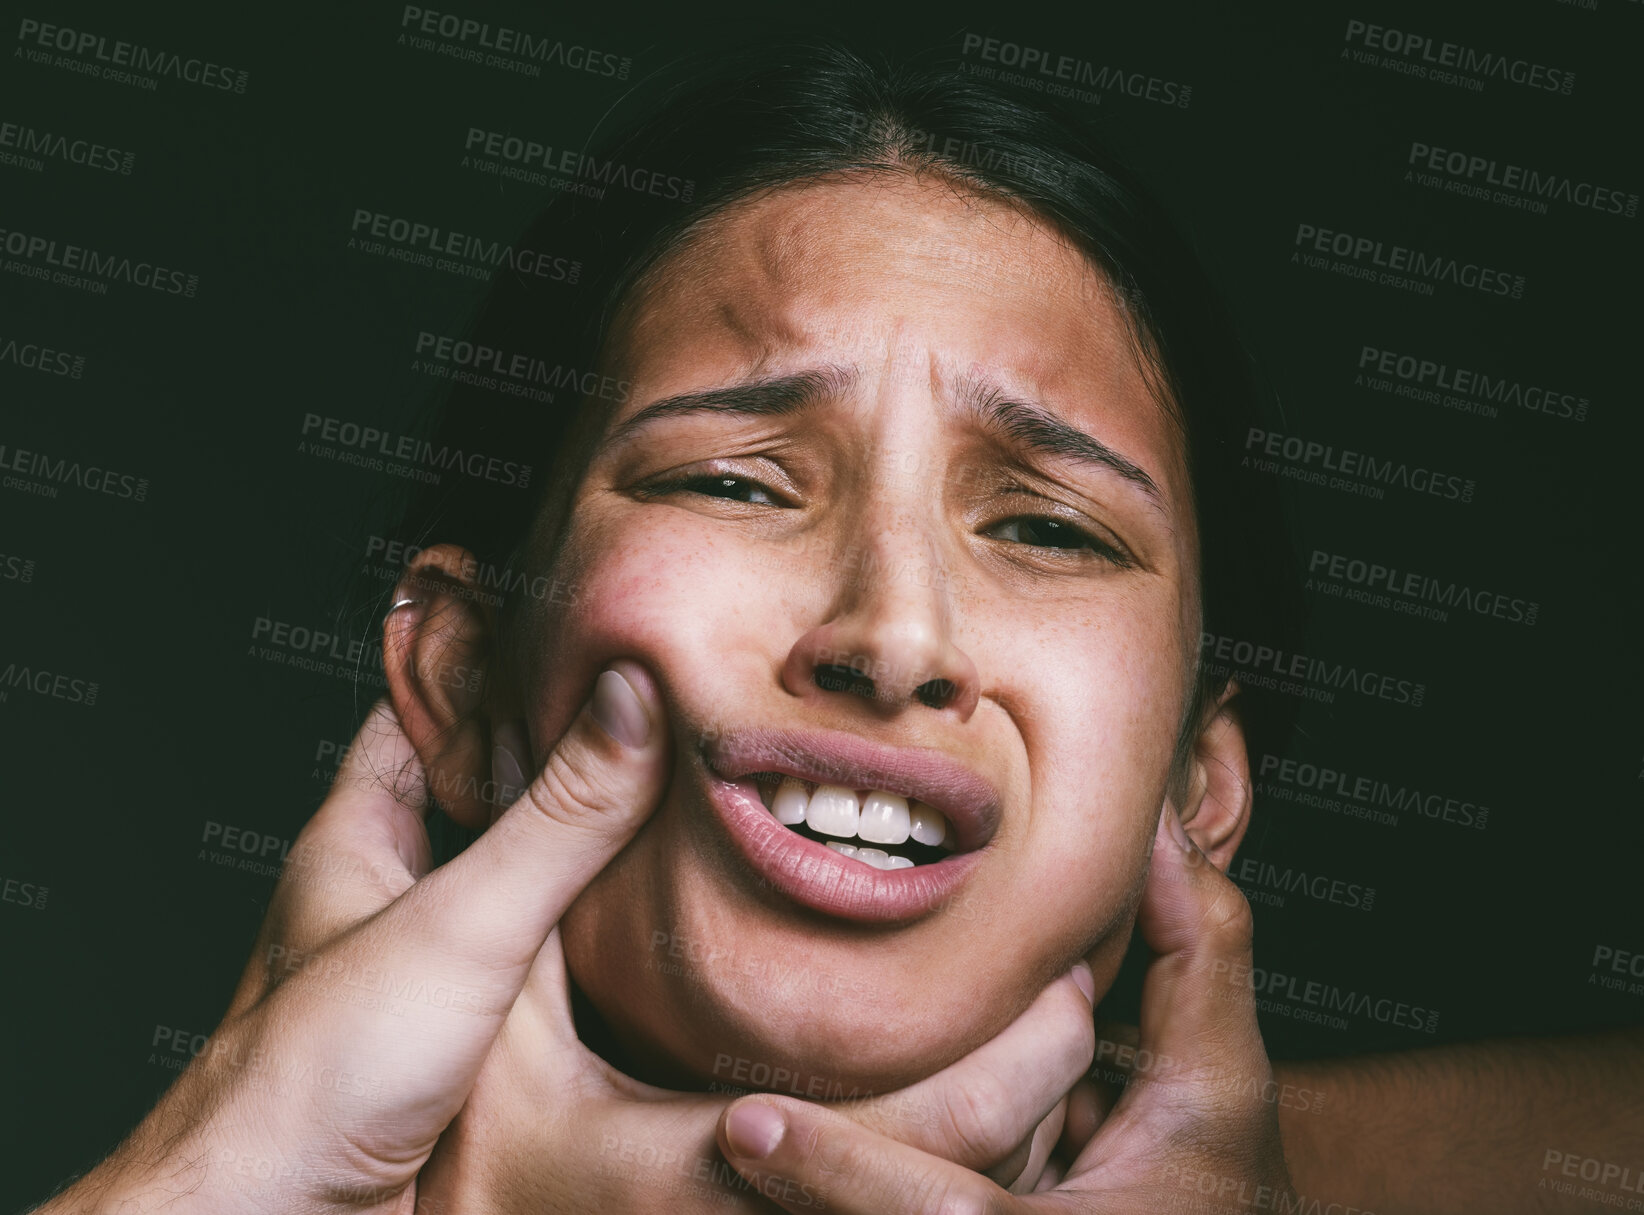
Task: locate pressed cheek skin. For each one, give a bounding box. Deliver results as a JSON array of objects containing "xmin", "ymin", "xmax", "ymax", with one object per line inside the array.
[{"xmin": 506, "ymin": 174, "xmax": 1200, "ymax": 1092}]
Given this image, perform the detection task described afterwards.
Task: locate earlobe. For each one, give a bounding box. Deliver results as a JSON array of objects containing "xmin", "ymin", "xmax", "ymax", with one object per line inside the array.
[
  {"xmin": 1175, "ymin": 687, "xmax": 1252, "ymax": 872},
  {"xmin": 383, "ymin": 544, "xmax": 511, "ymax": 829}
]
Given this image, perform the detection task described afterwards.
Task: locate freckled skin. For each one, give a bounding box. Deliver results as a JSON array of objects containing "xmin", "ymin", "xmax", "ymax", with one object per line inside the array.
[{"xmin": 513, "ymin": 173, "xmax": 1201, "ymax": 1093}]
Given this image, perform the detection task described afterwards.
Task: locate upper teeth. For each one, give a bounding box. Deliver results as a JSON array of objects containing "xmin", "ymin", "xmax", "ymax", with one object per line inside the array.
[{"xmin": 761, "ymin": 777, "xmax": 954, "ymax": 855}]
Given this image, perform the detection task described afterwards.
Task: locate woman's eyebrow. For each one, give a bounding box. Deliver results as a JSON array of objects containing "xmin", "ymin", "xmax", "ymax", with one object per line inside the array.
[
  {"xmin": 955, "ymin": 372, "xmax": 1165, "ymax": 510},
  {"xmin": 603, "ymin": 366, "xmax": 856, "ymax": 449},
  {"xmin": 602, "ymin": 363, "xmax": 1164, "ymax": 510}
]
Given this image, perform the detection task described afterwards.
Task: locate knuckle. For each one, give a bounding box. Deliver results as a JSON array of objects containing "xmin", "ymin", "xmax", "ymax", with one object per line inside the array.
[
  {"xmin": 939, "ymin": 1069, "xmax": 1020, "ymax": 1165},
  {"xmin": 932, "ymin": 1182, "xmax": 1008, "ymax": 1215},
  {"xmin": 1054, "ymin": 986, "xmax": 1099, "ymax": 1076},
  {"xmin": 527, "ymin": 744, "xmax": 628, "ymax": 828},
  {"xmin": 1200, "ymin": 880, "xmax": 1256, "ymax": 951}
]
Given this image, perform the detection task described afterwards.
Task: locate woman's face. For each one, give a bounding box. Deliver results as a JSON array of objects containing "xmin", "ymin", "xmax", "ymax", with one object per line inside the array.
[{"xmin": 516, "ymin": 172, "xmax": 1201, "ymax": 1092}]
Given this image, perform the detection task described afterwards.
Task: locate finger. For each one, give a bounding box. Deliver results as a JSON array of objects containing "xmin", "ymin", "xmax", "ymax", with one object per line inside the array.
[
  {"xmin": 232, "ymin": 664, "xmax": 669, "ymax": 1168},
  {"xmin": 842, "ymin": 964, "xmax": 1096, "ymax": 1173},
  {"xmin": 1006, "ymin": 1098, "xmax": 1066, "ymax": 1195},
  {"xmin": 1064, "ymin": 803, "xmax": 1272, "ymax": 1179},
  {"xmin": 717, "ymin": 1096, "xmax": 1023, "ymax": 1215},
  {"xmin": 1057, "ymin": 1080, "xmax": 1109, "ymax": 1160},
  {"xmin": 1081, "ymin": 1021, "xmax": 1139, "ymax": 1123},
  {"xmin": 362, "ymin": 661, "xmax": 669, "ymax": 1010},
  {"xmin": 1131, "ymin": 803, "xmax": 1264, "ymax": 1088},
  {"xmin": 285, "ymin": 697, "xmax": 432, "ymax": 900},
  {"xmin": 226, "ymin": 700, "xmax": 431, "ymax": 1014}
]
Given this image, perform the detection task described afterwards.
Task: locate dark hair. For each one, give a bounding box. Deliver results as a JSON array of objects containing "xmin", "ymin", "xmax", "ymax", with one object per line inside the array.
[{"xmin": 360, "ymin": 36, "xmax": 1302, "ymax": 790}]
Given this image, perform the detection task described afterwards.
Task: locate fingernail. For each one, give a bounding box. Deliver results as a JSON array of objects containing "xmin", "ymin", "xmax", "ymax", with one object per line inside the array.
[
  {"xmin": 591, "ymin": 667, "xmax": 650, "ymax": 748},
  {"xmin": 725, "ymin": 1100, "xmax": 786, "ymax": 1160},
  {"xmin": 491, "ymin": 730, "xmax": 527, "ymax": 812},
  {"xmin": 1070, "ymin": 961, "xmax": 1096, "ymax": 1004},
  {"xmin": 1166, "ymin": 805, "xmax": 1194, "ymax": 854}
]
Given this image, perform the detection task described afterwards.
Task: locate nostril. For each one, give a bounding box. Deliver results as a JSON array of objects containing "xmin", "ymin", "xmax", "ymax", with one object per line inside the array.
[
  {"xmin": 815, "ymin": 664, "xmax": 876, "ymax": 699},
  {"xmin": 916, "ymin": 678, "xmax": 957, "ymax": 710}
]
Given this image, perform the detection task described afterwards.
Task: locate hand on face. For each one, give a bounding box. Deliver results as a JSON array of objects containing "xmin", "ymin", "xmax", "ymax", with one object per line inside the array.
[
  {"xmin": 38, "ymin": 660, "xmax": 671, "ymax": 1214},
  {"xmin": 707, "ymin": 741, "xmax": 1294, "ymax": 1213},
  {"xmin": 414, "ymin": 915, "xmax": 1102, "ymax": 1210},
  {"xmin": 376, "ymin": 576, "xmax": 1106, "ymax": 1209}
]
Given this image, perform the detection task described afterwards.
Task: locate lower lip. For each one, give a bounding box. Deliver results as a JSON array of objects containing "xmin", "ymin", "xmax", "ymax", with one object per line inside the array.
[{"xmin": 703, "ymin": 770, "xmax": 983, "ymax": 924}]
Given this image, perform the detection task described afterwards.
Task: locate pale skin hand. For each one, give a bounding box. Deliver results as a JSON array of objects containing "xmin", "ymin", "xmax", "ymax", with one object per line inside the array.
[
  {"xmin": 30, "ymin": 665, "xmax": 1096, "ymax": 1215},
  {"xmin": 33, "ymin": 664, "xmax": 674, "ymax": 1215},
  {"xmin": 414, "ymin": 940, "xmax": 1099, "ymax": 1212},
  {"xmin": 709, "ymin": 794, "xmax": 1296, "ymax": 1214},
  {"xmin": 411, "ymin": 728, "xmax": 1102, "ymax": 1210}
]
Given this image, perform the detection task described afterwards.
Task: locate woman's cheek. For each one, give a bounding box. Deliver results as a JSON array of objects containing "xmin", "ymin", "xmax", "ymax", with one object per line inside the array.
[{"xmin": 528, "ymin": 526, "xmax": 707, "ymax": 731}]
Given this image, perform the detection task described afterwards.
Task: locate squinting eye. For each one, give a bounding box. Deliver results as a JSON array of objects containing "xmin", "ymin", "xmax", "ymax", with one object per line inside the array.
[
  {"xmin": 986, "ymin": 515, "xmax": 1122, "ymax": 561},
  {"xmin": 663, "ymin": 473, "xmax": 781, "ymax": 505}
]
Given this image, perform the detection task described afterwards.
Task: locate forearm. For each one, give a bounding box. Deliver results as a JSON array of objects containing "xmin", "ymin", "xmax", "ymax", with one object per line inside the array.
[{"xmin": 1274, "ymin": 1029, "xmax": 1644, "ymax": 1215}]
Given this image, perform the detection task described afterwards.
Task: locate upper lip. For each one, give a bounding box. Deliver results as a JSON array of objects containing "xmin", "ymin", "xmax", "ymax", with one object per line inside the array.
[{"xmin": 703, "ymin": 725, "xmax": 1002, "ymax": 851}]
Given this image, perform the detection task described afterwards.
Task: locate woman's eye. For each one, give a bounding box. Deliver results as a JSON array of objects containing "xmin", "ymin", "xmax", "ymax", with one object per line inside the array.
[
  {"xmin": 658, "ymin": 473, "xmax": 782, "ymax": 505},
  {"xmin": 986, "ymin": 515, "xmax": 1127, "ymax": 563}
]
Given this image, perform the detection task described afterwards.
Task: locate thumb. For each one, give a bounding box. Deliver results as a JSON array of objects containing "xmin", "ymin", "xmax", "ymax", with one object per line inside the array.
[
  {"xmin": 1124, "ymin": 802, "xmax": 1265, "ymax": 1110},
  {"xmin": 372, "ymin": 661, "xmax": 670, "ymax": 1004}
]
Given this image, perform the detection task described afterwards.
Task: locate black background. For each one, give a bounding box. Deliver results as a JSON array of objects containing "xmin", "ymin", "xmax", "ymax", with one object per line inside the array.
[{"xmin": 3, "ymin": 2, "xmax": 1640, "ymax": 1208}]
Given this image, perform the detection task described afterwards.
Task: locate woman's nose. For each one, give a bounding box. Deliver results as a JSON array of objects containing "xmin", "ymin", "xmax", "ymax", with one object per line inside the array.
[{"xmin": 780, "ymin": 534, "xmax": 980, "ymax": 722}]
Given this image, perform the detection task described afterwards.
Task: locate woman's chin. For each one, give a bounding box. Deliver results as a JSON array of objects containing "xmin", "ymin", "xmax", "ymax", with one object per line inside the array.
[
  {"xmin": 570, "ymin": 947, "xmax": 1018, "ymax": 1098},
  {"xmin": 624, "ymin": 999, "xmax": 986, "ymax": 1097}
]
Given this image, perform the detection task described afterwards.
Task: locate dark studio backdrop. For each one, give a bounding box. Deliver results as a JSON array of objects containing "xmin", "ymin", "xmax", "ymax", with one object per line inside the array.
[{"xmin": 2, "ymin": 0, "xmax": 1640, "ymax": 1207}]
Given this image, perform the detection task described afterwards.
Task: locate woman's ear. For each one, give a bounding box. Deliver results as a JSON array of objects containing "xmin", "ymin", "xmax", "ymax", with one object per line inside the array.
[
  {"xmin": 383, "ymin": 543, "xmax": 520, "ymax": 829},
  {"xmin": 1173, "ymin": 681, "xmax": 1252, "ymax": 872}
]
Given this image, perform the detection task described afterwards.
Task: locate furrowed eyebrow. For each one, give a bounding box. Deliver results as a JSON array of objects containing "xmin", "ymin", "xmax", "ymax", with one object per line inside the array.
[
  {"xmin": 604, "ymin": 365, "xmax": 856, "ymax": 448},
  {"xmin": 603, "ymin": 361, "xmax": 1164, "ymax": 509},
  {"xmin": 955, "ymin": 371, "xmax": 1164, "ymax": 508}
]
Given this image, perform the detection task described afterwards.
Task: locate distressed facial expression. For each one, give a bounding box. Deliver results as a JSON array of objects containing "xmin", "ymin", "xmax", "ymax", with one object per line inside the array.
[{"xmin": 513, "ymin": 172, "xmax": 1200, "ymax": 1091}]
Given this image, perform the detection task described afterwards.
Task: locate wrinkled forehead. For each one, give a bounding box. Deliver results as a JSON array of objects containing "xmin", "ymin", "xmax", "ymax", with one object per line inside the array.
[{"xmin": 600, "ymin": 175, "xmax": 1179, "ymax": 465}]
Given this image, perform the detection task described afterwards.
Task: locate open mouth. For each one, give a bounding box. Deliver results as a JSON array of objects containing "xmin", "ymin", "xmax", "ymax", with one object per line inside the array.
[{"xmin": 745, "ymin": 772, "xmax": 958, "ymax": 869}]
